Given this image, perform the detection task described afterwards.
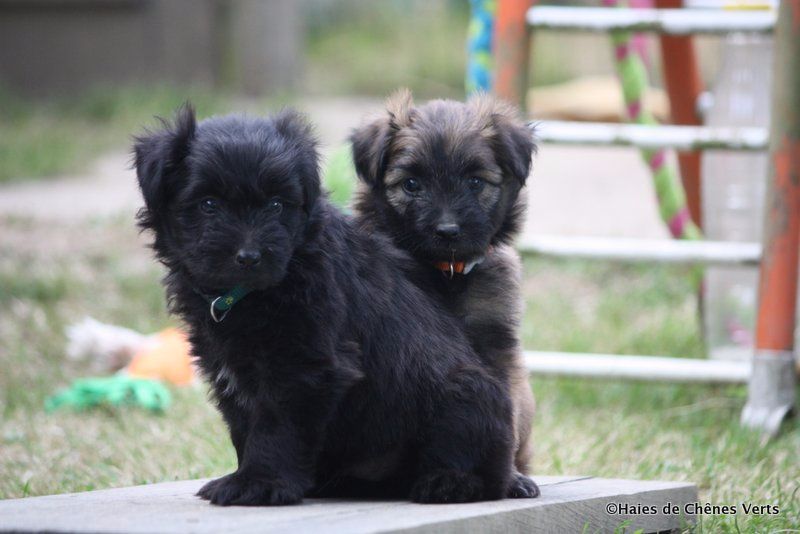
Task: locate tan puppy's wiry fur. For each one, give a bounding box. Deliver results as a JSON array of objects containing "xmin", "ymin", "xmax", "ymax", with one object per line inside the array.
[{"xmin": 351, "ymin": 89, "xmax": 539, "ymax": 498}]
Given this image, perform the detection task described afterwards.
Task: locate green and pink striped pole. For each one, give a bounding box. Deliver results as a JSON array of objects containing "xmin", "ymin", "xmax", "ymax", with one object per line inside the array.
[{"xmin": 604, "ymin": 0, "xmax": 702, "ymax": 241}]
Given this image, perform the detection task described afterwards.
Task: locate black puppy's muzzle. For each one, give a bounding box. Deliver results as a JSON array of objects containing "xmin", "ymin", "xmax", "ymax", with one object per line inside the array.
[{"xmin": 235, "ymin": 248, "xmax": 262, "ymax": 268}]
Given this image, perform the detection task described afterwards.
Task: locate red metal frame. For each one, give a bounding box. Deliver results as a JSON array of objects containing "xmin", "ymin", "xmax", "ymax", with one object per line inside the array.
[
  {"xmin": 493, "ymin": 0, "xmax": 798, "ymax": 432},
  {"xmin": 496, "ymin": 0, "xmax": 800, "ymax": 351},
  {"xmin": 655, "ymin": 0, "xmax": 705, "ymax": 230},
  {"xmin": 496, "ymin": 0, "xmax": 705, "ymax": 226},
  {"xmin": 493, "ymin": 0, "xmax": 534, "ymax": 108}
]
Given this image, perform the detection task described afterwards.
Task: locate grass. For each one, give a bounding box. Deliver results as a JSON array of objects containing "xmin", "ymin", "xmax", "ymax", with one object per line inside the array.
[
  {"xmin": 0, "ymin": 83, "xmax": 358, "ymax": 192},
  {"xmin": 304, "ymin": 0, "xmax": 470, "ymax": 99},
  {"xmin": 0, "ymin": 214, "xmax": 797, "ymax": 532},
  {"xmin": 0, "ymin": 85, "xmax": 261, "ymax": 184},
  {"xmin": 522, "ymin": 258, "xmax": 800, "ymax": 532}
]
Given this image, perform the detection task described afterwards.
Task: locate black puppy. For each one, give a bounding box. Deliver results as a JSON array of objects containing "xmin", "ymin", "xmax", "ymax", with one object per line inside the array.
[
  {"xmin": 351, "ymin": 90, "xmax": 539, "ymax": 498},
  {"xmin": 134, "ymin": 106, "xmax": 518, "ymax": 506}
]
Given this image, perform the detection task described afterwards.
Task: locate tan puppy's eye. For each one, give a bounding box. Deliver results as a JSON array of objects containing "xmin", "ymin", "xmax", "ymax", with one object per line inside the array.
[
  {"xmin": 402, "ymin": 177, "xmax": 421, "ymax": 194},
  {"xmin": 467, "ymin": 177, "xmax": 485, "ymax": 193}
]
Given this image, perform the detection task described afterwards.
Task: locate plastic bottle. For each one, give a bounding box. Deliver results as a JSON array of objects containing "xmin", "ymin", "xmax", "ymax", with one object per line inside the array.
[{"xmin": 701, "ymin": 33, "xmax": 772, "ymax": 361}]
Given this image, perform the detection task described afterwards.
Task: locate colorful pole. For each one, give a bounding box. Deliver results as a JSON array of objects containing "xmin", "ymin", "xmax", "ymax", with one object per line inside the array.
[
  {"xmin": 467, "ymin": 0, "xmax": 497, "ymax": 95},
  {"xmin": 604, "ymin": 0, "xmax": 702, "ymax": 241}
]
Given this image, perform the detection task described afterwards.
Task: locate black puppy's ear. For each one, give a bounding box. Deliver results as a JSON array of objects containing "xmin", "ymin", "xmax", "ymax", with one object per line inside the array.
[
  {"xmin": 133, "ymin": 103, "xmax": 197, "ymax": 229},
  {"xmin": 350, "ymin": 88, "xmax": 415, "ymax": 188},
  {"xmin": 273, "ymin": 109, "xmax": 321, "ymax": 213},
  {"xmin": 473, "ymin": 95, "xmax": 536, "ymax": 185}
]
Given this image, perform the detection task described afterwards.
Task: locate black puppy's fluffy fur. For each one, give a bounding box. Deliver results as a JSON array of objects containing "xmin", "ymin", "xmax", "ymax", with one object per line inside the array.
[
  {"xmin": 134, "ymin": 106, "xmax": 521, "ymax": 506},
  {"xmin": 352, "ymin": 90, "xmax": 539, "ymax": 498}
]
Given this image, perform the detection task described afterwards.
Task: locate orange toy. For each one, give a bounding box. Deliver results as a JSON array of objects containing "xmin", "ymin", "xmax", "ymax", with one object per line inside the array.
[{"xmin": 126, "ymin": 328, "xmax": 196, "ymax": 386}]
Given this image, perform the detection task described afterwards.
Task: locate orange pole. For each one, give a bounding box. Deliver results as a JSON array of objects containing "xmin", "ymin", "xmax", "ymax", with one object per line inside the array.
[
  {"xmin": 742, "ymin": 0, "xmax": 799, "ymax": 435},
  {"xmin": 757, "ymin": 135, "xmax": 800, "ymax": 350},
  {"xmin": 493, "ymin": 0, "xmax": 533, "ymax": 109},
  {"xmin": 755, "ymin": 1, "xmax": 800, "ymax": 354},
  {"xmin": 655, "ymin": 0, "xmax": 705, "ymax": 230}
]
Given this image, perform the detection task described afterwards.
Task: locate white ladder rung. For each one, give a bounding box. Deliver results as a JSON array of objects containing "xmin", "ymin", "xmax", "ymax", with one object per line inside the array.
[
  {"xmin": 523, "ymin": 351, "xmax": 750, "ymax": 383},
  {"xmin": 527, "ymin": 6, "xmax": 776, "ymax": 35},
  {"xmin": 533, "ymin": 121, "xmax": 769, "ymax": 152},
  {"xmin": 519, "ymin": 236, "xmax": 762, "ymax": 266}
]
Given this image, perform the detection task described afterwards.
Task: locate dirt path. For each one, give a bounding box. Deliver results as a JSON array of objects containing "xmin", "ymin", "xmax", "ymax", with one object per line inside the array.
[{"xmin": 0, "ymin": 97, "xmax": 667, "ymax": 239}]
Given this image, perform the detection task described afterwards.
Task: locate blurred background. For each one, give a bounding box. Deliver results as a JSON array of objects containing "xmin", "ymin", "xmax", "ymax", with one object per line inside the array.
[{"xmin": 0, "ymin": 0, "xmax": 797, "ymax": 531}]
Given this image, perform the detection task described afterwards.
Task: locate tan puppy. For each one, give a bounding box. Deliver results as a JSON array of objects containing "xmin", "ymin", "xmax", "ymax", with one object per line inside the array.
[{"xmin": 352, "ymin": 90, "xmax": 538, "ymax": 497}]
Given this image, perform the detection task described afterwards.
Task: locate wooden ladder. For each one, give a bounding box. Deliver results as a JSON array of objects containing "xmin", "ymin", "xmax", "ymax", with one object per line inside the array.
[{"xmin": 494, "ymin": 0, "xmax": 799, "ymax": 435}]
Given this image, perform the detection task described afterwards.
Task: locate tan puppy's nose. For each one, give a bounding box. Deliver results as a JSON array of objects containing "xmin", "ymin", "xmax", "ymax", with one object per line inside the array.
[{"xmin": 435, "ymin": 222, "xmax": 461, "ymax": 239}]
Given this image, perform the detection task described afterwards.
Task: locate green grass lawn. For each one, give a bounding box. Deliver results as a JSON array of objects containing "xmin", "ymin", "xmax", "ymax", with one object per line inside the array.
[
  {"xmin": 304, "ymin": 0, "xmax": 469, "ymax": 99},
  {"xmin": 1, "ymin": 215, "xmax": 798, "ymax": 532},
  {"xmin": 0, "ymin": 86, "xmax": 258, "ymax": 184}
]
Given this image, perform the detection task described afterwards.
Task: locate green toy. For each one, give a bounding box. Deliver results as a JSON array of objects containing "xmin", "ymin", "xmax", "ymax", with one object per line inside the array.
[{"xmin": 45, "ymin": 375, "xmax": 171, "ymax": 413}]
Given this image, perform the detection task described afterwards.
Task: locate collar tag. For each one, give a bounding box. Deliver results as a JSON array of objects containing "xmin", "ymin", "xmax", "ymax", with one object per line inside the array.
[
  {"xmin": 463, "ymin": 257, "xmax": 484, "ymax": 274},
  {"xmin": 203, "ymin": 285, "xmax": 251, "ymax": 323},
  {"xmin": 209, "ymin": 297, "xmax": 230, "ymax": 323},
  {"xmin": 433, "ymin": 256, "xmax": 484, "ymax": 278}
]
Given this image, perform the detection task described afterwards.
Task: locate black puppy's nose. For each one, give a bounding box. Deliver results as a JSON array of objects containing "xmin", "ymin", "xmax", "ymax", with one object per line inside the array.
[
  {"xmin": 236, "ymin": 248, "xmax": 261, "ymax": 267},
  {"xmin": 435, "ymin": 222, "xmax": 461, "ymax": 239}
]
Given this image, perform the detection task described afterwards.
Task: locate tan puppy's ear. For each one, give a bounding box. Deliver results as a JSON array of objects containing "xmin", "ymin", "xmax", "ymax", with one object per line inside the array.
[
  {"xmin": 470, "ymin": 95, "xmax": 536, "ymax": 186},
  {"xmin": 386, "ymin": 88, "xmax": 415, "ymax": 129},
  {"xmin": 350, "ymin": 88, "xmax": 415, "ymax": 188}
]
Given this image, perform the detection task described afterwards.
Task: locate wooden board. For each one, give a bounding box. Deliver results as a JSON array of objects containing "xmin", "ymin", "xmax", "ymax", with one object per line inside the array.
[{"xmin": 0, "ymin": 476, "xmax": 697, "ymax": 534}]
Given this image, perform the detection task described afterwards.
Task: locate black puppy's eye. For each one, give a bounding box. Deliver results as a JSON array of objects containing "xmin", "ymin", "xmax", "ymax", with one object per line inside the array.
[
  {"xmin": 467, "ymin": 177, "xmax": 485, "ymax": 193},
  {"xmin": 402, "ymin": 178, "xmax": 421, "ymax": 194},
  {"xmin": 199, "ymin": 197, "xmax": 218, "ymax": 214},
  {"xmin": 266, "ymin": 198, "xmax": 283, "ymax": 214}
]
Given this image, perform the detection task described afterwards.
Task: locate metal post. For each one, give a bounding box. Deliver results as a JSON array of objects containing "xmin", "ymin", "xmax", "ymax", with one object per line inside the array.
[
  {"xmin": 654, "ymin": 0, "xmax": 705, "ymax": 229},
  {"xmin": 493, "ymin": 0, "xmax": 533, "ymax": 108},
  {"xmin": 741, "ymin": 0, "xmax": 799, "ymax": 436}
]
